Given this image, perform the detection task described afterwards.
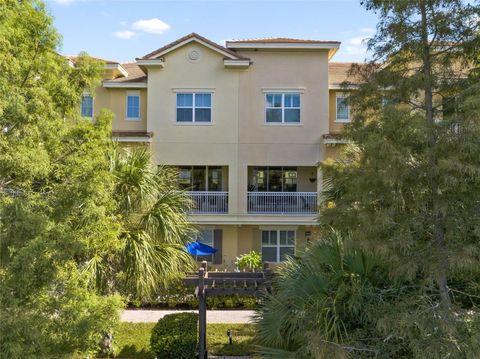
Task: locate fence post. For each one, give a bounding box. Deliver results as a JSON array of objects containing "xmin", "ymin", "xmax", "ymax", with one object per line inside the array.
[
  {"xmin": 263, "ymin": 262, "xmax": 273, "ymax": 294},
  {"xmin": 198, "ymin": 265, "xmax": 207, "ymax": 359}
]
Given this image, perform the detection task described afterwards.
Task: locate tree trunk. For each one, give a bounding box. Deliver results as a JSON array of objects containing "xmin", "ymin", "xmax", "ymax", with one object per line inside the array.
[{"xmin": 419, "ymin": 0, "xmax": 450, "ymax": 307}]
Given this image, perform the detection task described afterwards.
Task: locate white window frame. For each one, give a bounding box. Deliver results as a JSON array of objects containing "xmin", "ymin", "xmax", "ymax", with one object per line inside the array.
[
  {"xmin": 335, "ymin": 94, "xmax": 350, "ymax": 123},
  {"xmin": 176, "ymin": 93, "xmax": 212, "ymax": 124},
  {"xmin": 81, "ymin": 93, "xmax": 94, "ymax": 118},
  {"xmin": 261, "ymin": 229, "xmax": 296, "ymax": 263},
  {"xmin": 265, "ymin": 93, "xmax": 301, "ymax": 124},
  {"xmin": 125, "ymin": 91, "xmax": 141, "ymax": 121}
]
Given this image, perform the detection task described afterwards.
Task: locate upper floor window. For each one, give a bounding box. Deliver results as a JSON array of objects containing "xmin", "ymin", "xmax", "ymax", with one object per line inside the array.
[
  {"xmin": 336, "ymin": 95, "xmax": 350, "ymax": 123},
  {"xmin": 81, "ymin": 94, "xmax": 93, "ymax": 118},
  {"xmin": 176, "ymin": 93, "xmax": 211, "ymax": 123},
  {"xmin": 126, "ymin": 92, "xmax": 140, "ymax": 120},
  {"xmin": 265, "ymin": 93, "xmax": 300, "ymax": 123}
]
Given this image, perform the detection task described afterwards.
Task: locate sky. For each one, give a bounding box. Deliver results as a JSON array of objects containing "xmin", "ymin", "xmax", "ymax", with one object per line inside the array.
[{"xmin": 45, "ymin": 0, "xmax": 380, "ymax": 64}]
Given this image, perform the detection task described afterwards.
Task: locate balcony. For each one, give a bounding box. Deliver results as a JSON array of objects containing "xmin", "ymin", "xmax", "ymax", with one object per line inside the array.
[
  {"xmin": 247, "ymin": 192, "xmax": 318, "ymax": 214},
  {"xmin": 188, "ymin": 191, "xmax": 229, "ymax": 214}
]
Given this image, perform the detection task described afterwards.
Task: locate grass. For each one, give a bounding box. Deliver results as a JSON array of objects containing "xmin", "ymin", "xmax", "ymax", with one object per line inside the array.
[{"xmin": 112, "ymin": 322, "xmax": 256, "ymax": 358}]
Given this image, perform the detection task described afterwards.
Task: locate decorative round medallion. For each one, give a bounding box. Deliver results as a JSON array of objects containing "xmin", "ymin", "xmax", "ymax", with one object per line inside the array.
[{"xmin": 187, "ymin": 48, "xmax": 201, "ymax": 63}]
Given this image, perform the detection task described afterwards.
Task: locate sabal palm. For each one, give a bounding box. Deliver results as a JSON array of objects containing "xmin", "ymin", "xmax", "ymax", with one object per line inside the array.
[
  {"xmin": 255, "ymin": 230, "xmax": 386, "ymax": 359},
  {"xmin": 88, "ymin": 147, "xmax": 195, "ymax": 300}
]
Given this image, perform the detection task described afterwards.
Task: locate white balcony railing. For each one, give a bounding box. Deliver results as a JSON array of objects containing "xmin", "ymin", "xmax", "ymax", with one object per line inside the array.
[
  {"xmin": 188, "ymin": 191, "xmax": 229, "ymax": 214},
  {"xmin": 248, "ymin": 192, "xmax": 318, "ymax": 214}
]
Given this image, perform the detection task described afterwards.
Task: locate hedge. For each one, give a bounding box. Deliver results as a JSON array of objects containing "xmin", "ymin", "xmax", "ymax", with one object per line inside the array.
[{"xmin": 150, "ymin": 312, "xmax": 198, "ymax": 359}]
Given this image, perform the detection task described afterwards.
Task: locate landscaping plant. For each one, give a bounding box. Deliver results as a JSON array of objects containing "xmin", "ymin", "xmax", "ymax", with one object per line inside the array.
[
  {"xmin": 150, "ymin": 312, "xmax": 198, "ymax": 359},
  {"xmin": 235, "ymin": 250, "xmax": 262, "ymax": 271}
]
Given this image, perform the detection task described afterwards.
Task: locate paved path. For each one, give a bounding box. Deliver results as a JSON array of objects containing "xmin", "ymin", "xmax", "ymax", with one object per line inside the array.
[{"xmin": 121, "ymin": 309, "xmax": 255, "ymax": 324}]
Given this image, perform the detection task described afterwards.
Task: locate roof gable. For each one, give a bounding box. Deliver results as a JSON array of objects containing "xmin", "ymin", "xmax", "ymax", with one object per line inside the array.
[{"xmin": 140, "ymin": 32, "xmax": 249, "ymax": 61}]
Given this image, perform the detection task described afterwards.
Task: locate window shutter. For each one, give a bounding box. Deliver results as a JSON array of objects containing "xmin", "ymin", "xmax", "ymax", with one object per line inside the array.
[{"xmin": 213, "ymin": 229, "xmax": 223, "ymax": 265}]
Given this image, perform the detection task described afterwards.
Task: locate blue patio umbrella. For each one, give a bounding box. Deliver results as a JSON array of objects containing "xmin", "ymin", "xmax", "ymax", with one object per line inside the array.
[{"xmin": 185, "ymin": 241, "xmax": 218, "ymax": 256}]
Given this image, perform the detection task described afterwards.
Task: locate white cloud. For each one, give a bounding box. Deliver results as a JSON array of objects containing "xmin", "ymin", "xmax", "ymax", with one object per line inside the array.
[
  {"xmin": 132, "ymin": 18, "xmax": 171, "ymax": 35},
  {"xmin": 360, "ymin": 27, "xmax": 375, "ymax": 34},
  {"xmin": 349, "ymin": 36, "xmax": 367, "ymax": 46},
  {"xmin": 119, "ymin": 21, "xmax": 127, "ymax": 26},
  {"xmin": 114, "ymin": 30, "xmax": 136, "ymax": 40}
]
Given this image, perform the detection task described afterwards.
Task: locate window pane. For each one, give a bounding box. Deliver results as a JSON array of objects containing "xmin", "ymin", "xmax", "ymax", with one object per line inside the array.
[
  {"xmin": 195, "ymin": 94, "xmax": 211, "ymax": 107},
  {"xmin": 177, "ymin": 108, "xmax": 193, "ymax": 122},
  {"xmin": 192, "ymin": 167, "xmax": 206, "ymax": 191},
  {"xmin": 177, "ymin": 93, "xmax": 193, "ymax": 107},
  {"xmin": 81, "ymin": 95, "xmax": 93, "ymax": 117},
  {"xmin": 197, "ymin": 229, "xmax": 213, "ymax": 262},
  {"xmin": 262, "ymin": 247, "xmax": 277, "ymax": 262},
  {"xmin": 178, "ymin": 167, "xmax": 192, "ymax": 189},
  {"xmin": 266, "ymin": 94, "xmax": 282, "ymax": 108},
  {"xmin": 283, "ymin": 170, "xmax": 297, "ymax": 192},
  {"xmin": 280, "ymin": 231, "xmax": 287, "ymax": 245},
  {"xmin": 127, "ymin": 96, "xmax": 140, "ymax": 118},
  {"xmin": 262, "ymin": 231, "xmax": 269, "ymax": 245},
  {"xmin": 280, "ymin": 247, "xmax": 294, "ymax": 261},
  {"xmin": 266, "ymin": 109, "xmax": 282, "ymax": 123},
  {"xmin": 269, "ymin": 230, "xmax": 277, "ymax": 245},
  {"xmin": 285, "ymin": 109, "xmax": 300, "ymax": 122},
  {"xmin": 195, "ymin": 108, "xmax": 211, "ymax": 122},
  {"xmin": 287, "ymin": 231, "xmax": 295, "ymax": 245},
  {"xmin": 268, "ymin": 169, "xmax": 283, "ymax": 192},
  {"xmin": 337, "ymin": 97, "xmax": 349, "ymax": 121},
  {"xmin": 285, "ymin": 94, "xmax": 300, "ymax": 108},
  {"xmin": 208, "ymin": 167, "xmax": 222, "ymax": 191}
]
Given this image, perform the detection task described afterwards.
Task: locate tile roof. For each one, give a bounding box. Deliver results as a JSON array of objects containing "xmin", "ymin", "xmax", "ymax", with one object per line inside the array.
[
  {"xmin": 140, "ymin": 32, "xmax": 248, "ymax": 60},
  {"xmin": 66, "ymin": 55, "xmax": 119, "ymax": 65},
  {"xmin": 329, "ymin": 62, "xmax": 364, "ymax": 86},
  {"xmin": 106, "ymin": 63, "xmax": 147, "ymax": 83},
  {"xmin": 229, "ymin": 37, "xmax": 341, "ymax": 44}
]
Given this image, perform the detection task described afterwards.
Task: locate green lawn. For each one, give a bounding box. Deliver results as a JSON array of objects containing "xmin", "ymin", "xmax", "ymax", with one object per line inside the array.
[{"xmin": 113, "ymin": 322, "xmax": 256, "ymax": 358}]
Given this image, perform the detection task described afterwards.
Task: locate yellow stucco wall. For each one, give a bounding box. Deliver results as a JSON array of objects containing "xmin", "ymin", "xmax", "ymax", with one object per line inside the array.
[{"xmin": 198, "ymin": 224, "xmax": 315, "ymax": 270}]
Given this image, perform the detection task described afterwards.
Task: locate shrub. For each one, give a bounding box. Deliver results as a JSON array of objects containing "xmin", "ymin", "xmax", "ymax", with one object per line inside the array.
[
  {"xmin": 150, "ymin": 313, "xmax": 198, "ymax": 359},
  {"xmin": 235, "ymin": 251, "xmax": 262, "ymax": 271}
]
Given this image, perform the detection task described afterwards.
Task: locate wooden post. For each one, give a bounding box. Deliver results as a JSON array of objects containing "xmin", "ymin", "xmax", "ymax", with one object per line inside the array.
[
  {"xmin": 198, "ymin": 262, "xmax": 208, "ymax": 359},
  {"xmin": 198, "ymin": 267, "xmax": 206, "ymax": 359},
  {"xmin": 263, "ymin": 262, "xmax": 272, "ymax": 294}
]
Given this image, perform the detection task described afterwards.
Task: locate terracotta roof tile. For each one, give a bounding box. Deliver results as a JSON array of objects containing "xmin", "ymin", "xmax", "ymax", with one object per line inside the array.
[
  {"xmin": 107, "ymin": 63, "xmax": 146, "ymax": 83},
  {"xmin": 141, "ymin": 32, "xmax": 249, "ymax": 60},
  {"xmin": 66, "ymin": 55, "xmax": 119, "ymax": 65},
  {"xmin": 229, "ymin": 37, "xmax": 340, "ymax": 44},
  {"xmin": 329, "ymin": 62, "xmax": 364, "ymax": 86}
]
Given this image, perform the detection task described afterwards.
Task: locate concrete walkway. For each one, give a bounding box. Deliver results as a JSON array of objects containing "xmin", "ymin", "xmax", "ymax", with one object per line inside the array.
[{"xmin": 121, "ymin": 309, "xmax": 255, "ymax": 324}]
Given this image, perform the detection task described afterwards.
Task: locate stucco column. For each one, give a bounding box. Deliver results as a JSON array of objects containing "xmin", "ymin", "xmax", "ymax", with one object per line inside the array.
[
  {"xmin": 228, "ymin": 164, "xmax": 238, "ymax": 214},
  {"xmin": 237, "ymin": 163, "xmax": 248, "ymax": 214}
]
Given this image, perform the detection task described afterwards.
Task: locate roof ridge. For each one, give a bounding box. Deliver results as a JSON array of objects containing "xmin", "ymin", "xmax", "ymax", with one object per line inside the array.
[{"xmin": 140, "ymin": 32, "xmax": 249, "ymax": 61}]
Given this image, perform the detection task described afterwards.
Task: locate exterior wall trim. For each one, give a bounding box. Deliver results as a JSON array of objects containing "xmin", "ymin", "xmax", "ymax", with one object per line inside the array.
[{"xmin": 103, "ymin": 82, "xmax": 147, "ymax": 88}]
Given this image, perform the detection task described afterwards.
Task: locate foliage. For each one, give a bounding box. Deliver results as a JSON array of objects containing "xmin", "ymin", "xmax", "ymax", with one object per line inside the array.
[
  {"xmin": 255, "ymin": 231, "xmax": 392, "ymax": 358},
  {"xmin": 150, "ymin": 312, "xmax": 198, "ymax": 359},
  {"xmin": 236, "ymin": 250, "xmax": 262, "ymax": 271},
  {"xmin": 0, "ymin": 1, "xmax": 124, "ymax": 357},
  {"xmin": 100, "ymin": 322, "xmax": 256, "ymax": 358},
  {"xmin": 85, "ymin": 147, "xmax": 196, "ymax": 301},
  {"xmin": 316, "ymin": 0, "xmax": 480, "ymax": 357}
]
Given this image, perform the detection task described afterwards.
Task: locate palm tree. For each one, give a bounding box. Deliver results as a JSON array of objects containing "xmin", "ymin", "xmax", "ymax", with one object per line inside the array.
[
  {"xmin": 255, "ymin": 230, "xmax": 387, "ymax": 358},
  {"xmin": 86, "ymin": 146, "xmax": 195, "ymax": 301}
]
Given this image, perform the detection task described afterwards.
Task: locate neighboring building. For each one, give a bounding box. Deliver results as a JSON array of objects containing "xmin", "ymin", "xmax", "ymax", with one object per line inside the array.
[{"xmin": 79, "ymin": 33, "xmax": 358, "ymax": 269}]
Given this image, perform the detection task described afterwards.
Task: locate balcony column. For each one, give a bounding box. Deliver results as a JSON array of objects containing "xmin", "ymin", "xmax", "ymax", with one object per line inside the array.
[
  {"xmin": 228, "ymin": 165, "xmax": 238, "ymax": 214},
  {"xmin": 316, "ymin": 165, "xmax": 323, "ymax": 201},
  {"xmin": 237, "ymin": 164, "xmax": 248, "ymax": 214}
]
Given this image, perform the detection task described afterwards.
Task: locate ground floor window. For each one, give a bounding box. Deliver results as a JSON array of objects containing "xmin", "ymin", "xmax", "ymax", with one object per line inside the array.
[
  {"xmin": 195, "ymin": 229, "xmax": 214, "ymax": 262},
  {"xmin": 261, "ymin": 229, "xmax": 295, "ymax": 262}
]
